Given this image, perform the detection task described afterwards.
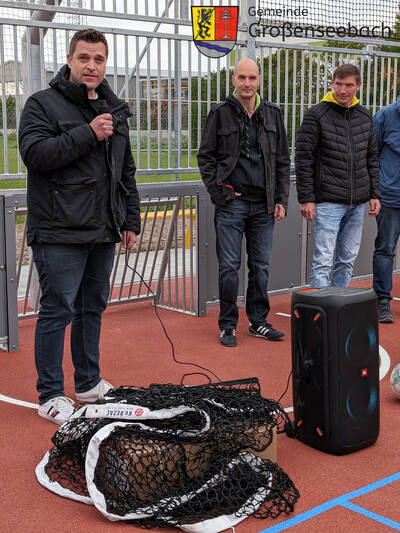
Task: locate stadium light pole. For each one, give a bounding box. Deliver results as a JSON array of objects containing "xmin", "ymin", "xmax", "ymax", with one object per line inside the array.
[
  {"xmin": 21, "ymin": 0, "xmax": 62, "ymax": 101},
  {"xmin": 21, "ymin": 0, "xmax": 62, "ymax": 316}
]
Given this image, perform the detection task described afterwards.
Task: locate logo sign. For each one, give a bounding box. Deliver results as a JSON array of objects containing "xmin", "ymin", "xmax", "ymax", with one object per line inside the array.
[{"xmin": 192, "ymin": 5, "xmax": 239, "ymax": 58}]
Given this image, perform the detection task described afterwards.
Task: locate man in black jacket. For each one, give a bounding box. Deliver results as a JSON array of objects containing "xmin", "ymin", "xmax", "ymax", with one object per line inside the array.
[
  {"xmin": 19, "ymin": 29, "xmax": 141, "ymax": 424},
  {"xmin": 295, "ymin": 63, "xmax": 380, "ymax": 288},
  {"xmin": 197, "ymin": 58, "xmax": 290, "ymax": 347}
]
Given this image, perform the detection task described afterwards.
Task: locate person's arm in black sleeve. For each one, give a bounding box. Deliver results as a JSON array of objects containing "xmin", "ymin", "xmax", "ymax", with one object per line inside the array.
[
  {"xmin": 18, "ymin": 95, "xmax": 97, "ymax": 172},
  {"xmin": 120, "ymin": 141, "xmax": 141, "ymax": 236},
  {"xmin": 197, "ymin": 109, "xmax": 227, "ymax": 206},
  {"xmin": 366, "ymin": 122, "xmax": 381, "ymax": 216},
  {"xmin": 295, "ymin": 106, "xmax": 320, "ymax": 204},
  {"xmin": 367, "ymin": 124, "xmax": 381, "ymax": 201},
  {"xmin": 274, "ymin": 107, "xmax": 291, "ymax": 214}
]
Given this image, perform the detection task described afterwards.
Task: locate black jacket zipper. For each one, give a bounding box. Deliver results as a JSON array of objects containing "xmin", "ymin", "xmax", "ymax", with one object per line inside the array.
[{"xmin": 345, "ymin": 108, "xmax": 354, "ymax": 205}]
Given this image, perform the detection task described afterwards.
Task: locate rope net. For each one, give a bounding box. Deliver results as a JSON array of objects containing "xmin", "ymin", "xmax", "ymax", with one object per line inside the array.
[
  {"xmin": 256, "ymin": 0, "xmax": 399, "ymax": 41},
  {"xmin": 257, "ymin": 0, "xmax": 399, "ymax": 29},
  {"xmin": 36, "ymin": 380, "xmax": 299, "ymax": 531}
]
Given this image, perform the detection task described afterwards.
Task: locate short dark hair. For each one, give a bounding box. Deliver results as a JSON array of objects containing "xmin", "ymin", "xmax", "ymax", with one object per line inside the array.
[
  {"xmin": 333, "ymin": 63, "xmax": 361, "ymax": 84},
  {"xmin": 69, "ymin": 29, "xmax": 108, "ymax": 58}
]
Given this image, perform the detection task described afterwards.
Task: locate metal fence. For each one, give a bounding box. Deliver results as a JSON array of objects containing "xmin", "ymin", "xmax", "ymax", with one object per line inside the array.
[
  {"xmin": 1, "ymin": 0, "xmax": 400, "ymax": 181},
  {"xmin": 0, "ymin": 0, "xmax": 247, "ymax": 181},
  {"xmin": 1, "ymin": 1, "xmax": 400, "ymax": 352},
  {"xmin": 0, "ymin": 181, "xmax": 209, "ymax": 351}
]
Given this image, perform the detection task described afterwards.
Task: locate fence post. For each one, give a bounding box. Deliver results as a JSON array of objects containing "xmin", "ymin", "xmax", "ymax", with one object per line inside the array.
[
  {"xmin": 1, "ymin": 194, "xmax": 19, "ymax": 351},
  {"xmin": 196, "ymin": 189, "xmax": 208, "ymax": 317},
  {"xmin": 245, "ymin": 0, "xmax": 256, "ymax": 60},
  {"xmin": 155, "ymin": 197, "xmax": 182, "ymax": 304},
  {"xmin": 0, "ymin": 195, "xmax": 7, "ymax": 350}
]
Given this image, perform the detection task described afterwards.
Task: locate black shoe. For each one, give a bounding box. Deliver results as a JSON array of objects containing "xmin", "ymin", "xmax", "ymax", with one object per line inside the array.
[
  {"xmin": 249, "ymin": 322, "xmax": 285, "ymax": 341},
  {"xmin": 378, "ymin": 300, "xmax": 394, "ymax": 323},
  {"xmin": 220, "ymin": 328, "xmax": 237, "ymax": 347}
]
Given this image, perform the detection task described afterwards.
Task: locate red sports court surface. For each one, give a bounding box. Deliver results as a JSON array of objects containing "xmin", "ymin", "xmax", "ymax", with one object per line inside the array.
[{"xmin": 1, "ymin": 278, "xmax": 399, "ymax": 533}]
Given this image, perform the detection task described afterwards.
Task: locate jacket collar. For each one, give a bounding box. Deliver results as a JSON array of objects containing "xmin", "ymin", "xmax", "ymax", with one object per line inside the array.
[
  {"xmin": 322, "ymin": 90, "xmax": 359, "ymax": 108},
  {"xmin": 232, "ymin": 89, "xmax": 261, "ymax": 110},
  {"xmin": 226, "ymin": 92, "xmax": 262, "ymax": 118},
  {"xmin": 49, "ymin": 64, "xmax": 131, "ymax": 116}
]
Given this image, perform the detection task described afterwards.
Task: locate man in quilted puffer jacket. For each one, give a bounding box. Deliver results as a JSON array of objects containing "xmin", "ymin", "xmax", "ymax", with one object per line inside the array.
[{"xmin": 295, "ymin": 63, "xmax": 380, "ymax": 288}]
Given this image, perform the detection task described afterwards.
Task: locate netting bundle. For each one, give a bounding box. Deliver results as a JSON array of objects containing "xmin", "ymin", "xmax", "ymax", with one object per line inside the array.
[{"xmin": 36, "ymin": 379, "xmax": 299, "ymax": 532}]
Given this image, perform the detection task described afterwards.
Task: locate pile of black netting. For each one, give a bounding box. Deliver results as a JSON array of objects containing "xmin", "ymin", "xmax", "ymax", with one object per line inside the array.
[{"xmin": 36, "ymin": 379, "xmax": 299, "ymax": 532}]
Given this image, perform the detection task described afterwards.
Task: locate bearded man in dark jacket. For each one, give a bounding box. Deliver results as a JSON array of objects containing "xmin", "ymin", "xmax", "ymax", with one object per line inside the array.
[
  {"xmin": 19, "ymin": 29, "xmax": 141, "ymax": 424},
  {"xmin": 295, "ymin": 63, "xmax": 380, "ymax": 288},
  {"xmin": 198, "ymin": 58, "xmax": 290, "ymax": 347}
]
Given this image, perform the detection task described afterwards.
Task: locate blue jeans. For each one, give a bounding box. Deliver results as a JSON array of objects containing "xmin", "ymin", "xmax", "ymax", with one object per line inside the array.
[
  {"xmin": 310, "ymin": 202, "xmax": 365, "ymax": 288},
  {"xmin": 214, "ymin": 198, "xmax": 275, "ymax": 329},
  {"xmin": 31, "ymin": 242, "xmax": 115, "ymax": 404},
  {"xmin": 373, "ymin": 205, "xmax": 400, "ymax": 301}
]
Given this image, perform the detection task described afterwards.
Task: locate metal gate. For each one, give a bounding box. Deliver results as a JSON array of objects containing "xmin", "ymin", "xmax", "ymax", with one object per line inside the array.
[
  {"xmin": 0, "ymin": 180, "xmax": 209, "ymax": 351},
  {"xmin": 1, "ymin": 0, "xmax": 400, "ymax": 352}
]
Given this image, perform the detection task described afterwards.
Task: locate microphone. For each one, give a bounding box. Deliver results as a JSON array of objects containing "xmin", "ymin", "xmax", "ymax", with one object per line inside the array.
[
  {"xmin": 96, "ymin": 99, "xmax": 108, "ymax": 115},
  {"xmin": 96, "ymin": 99, "xmax": 112, "ymax": 146}
]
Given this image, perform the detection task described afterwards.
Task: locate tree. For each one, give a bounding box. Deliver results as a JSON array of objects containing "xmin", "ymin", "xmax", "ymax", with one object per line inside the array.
[
  {"xmin": 0, "ymin": 95, "xmax": 17, "ymax": 129},
  {"xmin": 190, "ymin": 66, "xmax": 230, "ymax": 147},
  {"xmin": 378, "ymin": 6, "xmax": 400, "ymax": 53}
]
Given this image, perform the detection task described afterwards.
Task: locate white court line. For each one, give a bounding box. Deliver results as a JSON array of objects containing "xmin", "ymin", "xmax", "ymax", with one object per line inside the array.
[
  {"xmin": 0, "ymin": 393, "xmax": 37, "ymax": 409},
  {"xmin": 0, "ymin": 349, "xmax": 391, "ymax": 413},
  {"xmin": 379, "ymin": 345, "xmax": 391, "ymax": 380},
  {"xmin": 281, "ymin": 347, "xmax": 389, "ymax": 414},
  {"xmin": 275, "ymin": 311, "xmax": 391, "ymax": 380},
  {"xmin": 0, "ymin": 329, "xmax": 391, "ymax": 413},
  {"xmin": 392, "ymin": 297, "xmax": 400, "ymax": 301},
  {"xmin": 0, "ymin": 390, "xmax": 293, "ymax": 415}
]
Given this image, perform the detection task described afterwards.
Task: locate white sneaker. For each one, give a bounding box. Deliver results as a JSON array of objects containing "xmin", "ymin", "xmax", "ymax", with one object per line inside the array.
[
  {"xmin": 38, "ymin": 396, "xmax": 75, "ymax": 425},
  {"xmin": 75, "ymin": 379, "xmax": 114, "ymax": 403}
]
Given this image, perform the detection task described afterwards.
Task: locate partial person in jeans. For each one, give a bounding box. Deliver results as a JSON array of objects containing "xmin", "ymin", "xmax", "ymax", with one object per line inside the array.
[
  {"xmin": 197, "ymin": 58, "xmax": 290, "ymax": 347},
  {"xmin": 18, "ymin": 29, "xmax": 140, "ymax": 424},
  {"xmin": 372, "ymin": 96, "xmax": 400, "ymax": 323},
  {"xmin": 295, "ymin": 63, "xmax": 380, "ymax": 288}
]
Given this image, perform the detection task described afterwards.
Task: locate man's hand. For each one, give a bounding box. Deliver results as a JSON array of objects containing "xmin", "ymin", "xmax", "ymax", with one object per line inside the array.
[
  {"xmin": 217, "ymin": 182, "xmax": 241, "ymax": 201},
  {"xmin": 90, "ymin": 113, "xmax": 113, "ymax": 141},
  {"xmin": 368, "ymin": 199, "xmax": 381, "ymax": 217},
  {"xmin": 274, "ymin": 203, "xmax": 286, "ymax": 221},
  {"xmin": 300, "ymin": 202, "xmax": 316, "ymax": 221},
  {"xmin": 122, "ymin": 230, "xmax": 137, "ymax": 250}
]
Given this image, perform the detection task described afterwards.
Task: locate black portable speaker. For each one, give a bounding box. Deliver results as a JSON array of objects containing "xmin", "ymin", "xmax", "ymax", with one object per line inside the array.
[{"xmin": 291, "ymin": 287, "xmax": 380, "ymax": 455}]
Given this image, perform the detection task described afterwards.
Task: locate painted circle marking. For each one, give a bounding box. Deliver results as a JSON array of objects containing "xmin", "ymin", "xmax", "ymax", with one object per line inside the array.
[{"xmin": 0, "ymin": 340, "xmax": 392, "ymax": 413}]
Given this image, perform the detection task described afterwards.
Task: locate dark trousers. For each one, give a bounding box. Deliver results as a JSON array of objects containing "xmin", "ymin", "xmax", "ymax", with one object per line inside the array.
[
  {"xmin": 32, "ymin": 242, "xmax": 115, "ymax": 404},
  {"xmin": 373, "ymin": 205, "xmax": 400, "ymax": 301},
  {"xmin": 214, "ymin": 198, "xmax": 275, "ymax": 330}
]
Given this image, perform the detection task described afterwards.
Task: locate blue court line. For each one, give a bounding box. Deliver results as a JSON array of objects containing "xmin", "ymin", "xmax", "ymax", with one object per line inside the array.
[
  {"xmin": 258, "ymin": 472, "xmax": 400, "ymax": 532},
  {"xmin": 341, "ymin": 501, "xmax": 400, "ymax": 530}
]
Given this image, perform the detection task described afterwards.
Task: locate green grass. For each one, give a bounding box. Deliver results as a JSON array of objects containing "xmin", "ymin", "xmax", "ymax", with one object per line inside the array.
[
  {"xmin": 136, "ymin": 172, "xmax": 201, "ymax": 183},
  {"xmin": 0, "ymin": 134, "xmax": 26, "ymax": 188},
  {"xmin": 0, "ymin": 135, "xmax": 201, "ymax": 188}
]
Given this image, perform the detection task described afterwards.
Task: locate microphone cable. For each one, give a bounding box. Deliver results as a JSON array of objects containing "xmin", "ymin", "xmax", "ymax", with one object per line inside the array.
[
  {"xmin": 124, "ymin": 249, "xmax": 222, "ymax": 384},
  {"xmin": 124, "ymin": 247, "xmax": 296, "ymax": 437}
]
